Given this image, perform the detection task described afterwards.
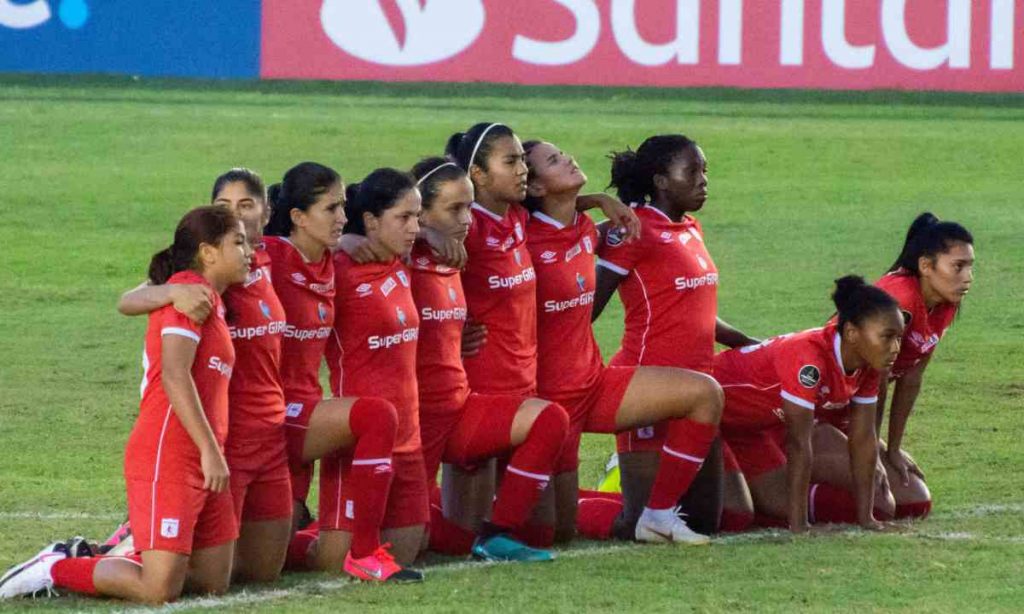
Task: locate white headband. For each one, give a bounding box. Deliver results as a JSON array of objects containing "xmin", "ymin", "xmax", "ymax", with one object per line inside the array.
[
  {"xmin": 467, "ymin": 123, "xmax": 503, "ymax": 169},
  {"xmin": 416, "ymin": 162, "xmax": 459, "ymax": 186}
]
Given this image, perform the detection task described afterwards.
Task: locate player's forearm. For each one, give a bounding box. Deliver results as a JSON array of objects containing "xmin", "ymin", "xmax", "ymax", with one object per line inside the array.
[
  {"xmin": 874, "ymin": 379, "xmax": 889, "ymax": 435},
  {"xmin": 592, "ymin": 267, "xmax": 622, "ymax": 322},
  {"xmin": 117, "ymin": 282, "xmax": 169, "ymax": 316},
  {"xmin": 849, "ymin": 416, "xmax": 878, "ymax": 525},
  {"xmin": 887, "ymin": 370, "xmax": 923, "ymax": 452},
  {"xmin": 715, "ymin": 318, "xmax": 758, "ymax": 348},
  {"xmin": 786, "ymin": 437, "xmax": 812, "ymax": 531},
  {"xmin": 575, "ymin": 192, "xmax": 608, "ymax": 212},
  {"xmin": 162, "ymin": 368, "xmax": 220, "ymax": 455}
]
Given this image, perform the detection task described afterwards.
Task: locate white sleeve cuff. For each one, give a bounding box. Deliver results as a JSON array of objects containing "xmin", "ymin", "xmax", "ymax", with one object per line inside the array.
[
  {"xmin": 597, "ymin": 258, "xmax": 629, "ymax": 276},
  {"xmin": 852, "ymin": 395, "xmax": 878, "ymax": 405},
  {"xmin": 780, "ymin": 390, "xmax": 815, "ymax": 410},
  {"xmin": 161, "ymin": 327, "xmax": 200, "ymax": 343}
]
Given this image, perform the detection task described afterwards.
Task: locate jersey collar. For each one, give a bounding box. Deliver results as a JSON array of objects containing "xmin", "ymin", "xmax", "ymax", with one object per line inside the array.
[
  {"xmin": 643, "ymin": 204, "xmax": 675, "ymax": 224},
  {"xmin": 277, "ymin": 236, "xmax": 312, "ymax": 264},
  {"xmin": 471, "ymin": 202, "xmax": 505, "ymax": 223},
  {"xmin": 531, "ymin": 210, "xmax": 576, "ymax": 230}
]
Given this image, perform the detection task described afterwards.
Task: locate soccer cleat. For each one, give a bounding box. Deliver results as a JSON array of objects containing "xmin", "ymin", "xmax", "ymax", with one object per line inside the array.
[
  {"xmin": 0, "ymin": 543, "xmax": 68, "ymax": 599},
  {"xmin": 343, "ymin": 544, "xmax": 423, "ymax": 583},
  {"xmin": 64, "ymin": 536, "xmax": 95, "ymax": 558},
  {"xmin": 596, "ymin": 452, "xmax": 622, "ymax": 493},
  {"xmin": 471, "ymin": 534, "xmax": 555, "ymax": 563},
  {"xmin": 100, "ymin": 521, "xmax": 134, "ymax": 556},
  {"xmin": 635, "ymin": 507, "xmax": 710, "ymax": 545}
]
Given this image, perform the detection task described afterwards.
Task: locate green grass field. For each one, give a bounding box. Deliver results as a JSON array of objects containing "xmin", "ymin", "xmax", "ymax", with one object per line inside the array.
[{"xmin": 0, "ymin": 75, "xmax": 1022, "ymax": 612}]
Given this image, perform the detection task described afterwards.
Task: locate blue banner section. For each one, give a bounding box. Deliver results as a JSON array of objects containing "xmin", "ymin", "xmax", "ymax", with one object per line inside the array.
[{"xmin": 0, "ymin": 0, "xmax": 259, "ymax": 78}]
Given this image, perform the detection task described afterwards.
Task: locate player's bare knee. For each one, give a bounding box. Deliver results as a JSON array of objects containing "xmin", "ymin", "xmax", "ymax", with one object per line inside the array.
[
  {"xmin": 689, "ymin": 374, "xmax": 723, "ymax": 423},
  {"xmin": 139, "ymin": 580, "xmax": 182, "ymax": 605}
]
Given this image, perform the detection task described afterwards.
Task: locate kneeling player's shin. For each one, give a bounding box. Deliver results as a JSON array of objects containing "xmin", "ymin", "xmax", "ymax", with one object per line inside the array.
[
  {"xmin": 646, "ymin": 419, "xmax": 717, "ymax": 510},
  {"xmin": 348, "ymin": 397, "xmax": 398, "ymax": 558}
]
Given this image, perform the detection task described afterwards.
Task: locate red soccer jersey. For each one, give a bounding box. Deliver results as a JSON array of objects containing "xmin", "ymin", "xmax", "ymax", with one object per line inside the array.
[
  {"xmin": 409, "ymin": 241, "xmax": 470, "ymax": 413},
  {"xmin": 461, "ymin": 202, "xmax": 537, "ymax": 396},
  {"xmin": 714, "ymin": 323, "xmax": 881, "ymax": 432},
  {"xmin": 876, "ymin": 271, "xmax": 958, "ymax": 378},
  {"xmin": 223, "ymin": 246, "xmax": 288, "ymax": 441},
  {"xmin": 125, "ymin": 271, "xmax": 235, "ymax": 487},
  {"xmin": 526, "ymin": 211, "xmax": 603, "ymax": 400},
  {"xmin": 262, "ymin": 236, "xmax": 334, "ymax": 403},
  {"xmin": 597, "ymin": 206, "xmax": 719, "ymax": 374},
  {"xmin": 329, "ymin": 253, "xmax": 421, "ymax": 453}
]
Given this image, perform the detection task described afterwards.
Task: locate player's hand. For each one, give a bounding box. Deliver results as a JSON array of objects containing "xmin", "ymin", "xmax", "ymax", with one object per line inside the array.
[
  {"xmin": 461, "ymin": 321, "xmax": 488, "ymax": 357},
  {"xmin": 420, "ymin": 225, "xmax": 467, "ymax": 270},
  {"xmin": 201, "ymin": 447, "xmax": 230, "ymax": 493},
  {"xmin": 170, "ymin": 284, "xmax": 213, "ymax": 324},
  {"xmin": 886, "ymin": 447, "xmax": 923, "ymax": 486},
  {"xmin": 594, "ymin": 195, "xmax": 641, "ymax": 243},
  {"xmin": 338, "ymin": 233, "xmax": 390, "ymax": 264}
]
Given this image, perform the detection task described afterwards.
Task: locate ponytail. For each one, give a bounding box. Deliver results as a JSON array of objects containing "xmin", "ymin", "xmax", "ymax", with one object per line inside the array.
[
  {"xmin": 832, "ymin": 275, "xmax": 899, "ymax": 333},
  {"xmin": 888, "ymin": 212, "xmax": 974, "ymax": 275},
  {"xmin": 264, "ymin": 162, "xmax": 341, "ymax": 237},
  {"xmin": 445, "ymin": 122, "xmax": 515, "ymax": 172},
  {"xmin": 149, "ymin": 206, "xmax": 240, "ymax": 285},
  {"xmin": 607, "ymin": 134, "xmax": 696, "ymax": 204}
]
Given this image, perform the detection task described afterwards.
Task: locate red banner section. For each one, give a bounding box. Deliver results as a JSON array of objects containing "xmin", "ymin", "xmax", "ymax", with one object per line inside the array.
[{"xmin": 262, "ymin": 1, "xmax": 1024, "ymax": 92}]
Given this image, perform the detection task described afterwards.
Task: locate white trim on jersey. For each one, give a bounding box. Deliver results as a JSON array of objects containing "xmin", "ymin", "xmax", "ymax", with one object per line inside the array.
[
  {"xmin": 832, "ymin": 332, "xmax": 846, "ymax": 371},
  {"xmin": 852, "ymin": 395, "xmax": 879, "ymax": 405},
  {"xmin": 351, "ymin": 457, "xmax": 393, "ymax": 466},
  {"xmin": 720, "ymin": 382, "xmax": 781, "ymax": 392},
  {"xmin": 150, "ymin": 404, "xmax": 174, "ymax": 550},
  {"xmin": 662, "ymin": 446, "xmax": 704, "ymax": 464},
  {"xmin": 530, "ymin": 210, "xmax": 573, "ymax": 230},
  {"xmin": 808, "ymin": 482, "xmax": 820, "ymax": 524},
  {"xmin": 139, "ymin": 347, "xmax": 150, "ymax": 399},
  {"xmin": 780, "ymin": 390, "xmax": 816, "ymax": 410},
  {"xmin": 471, "ymin": 202, "xmax": 504, "ymax": 223},
  {"xmin": 634, "ymin": 268, "xmax": 653, "ymax": 365},
  {"xmin": 161, "ymin": 327, "xmax": 200, "ymax": 343},
  {"xmin": 643, "ymin": 204, "xmax": 674, "ymax": 223},
  {"xmin": 506, "ymin": 465, "xmax": 550, "ymax": 482},
  {"xmin": 596, "ymin": 258, "xmax": 629, "ymax": 276}
]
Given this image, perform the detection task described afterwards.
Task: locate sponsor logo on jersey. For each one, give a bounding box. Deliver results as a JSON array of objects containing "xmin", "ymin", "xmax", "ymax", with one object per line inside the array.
[
  {"xmin": 381, "ymin": 276, "xmax": 397, "ymax": 297},
  {"xmin": 576, "ymin": 271, "xmax": 587, "ymax": 293},
  {"xmin": 798, "ymin": 365, "xmax": 821, "ymax": 388},
  {"xmin": 605, "ymin": 227, "xmax": 626, "ymax": 247},
  {"xmin": 397, "ymin": 270, "xmax": 410, "ymax": 287},
  {"xmin": 356, "ymin": 282, "xmax": 373, "ymax": 297},
  {"xmin": 421, "ymin": 306, "xmax": 468, "ymax": 322},
  {"xmin": 488, "ymin": 266, "xmax": 536, "ymax": 290},
  {"xmin": 283, "ymin": 325, "xmax": 332, "ymax": 341},
  {"xmin": 447, "ymin": 286, "xmax": 457, "ymax": 303},
  {"xmin": 285, "ymin": 402, "xmax": 304, "ymax": 418},
  {"xmin": 317, "ymin": 303, "xmax": 329, "ymax": 323},
  {"xmin": 259, "ymin": 300, "xmax": 272, "ymax": 319},
  {"xmin": 540, "ymin": 250, "xmax": 557, "ymax": 264},
  {"xmin": 160, "ymin": 518, "xmax": 180, "ymax": 539},
  {"xmin": 208, "ymin": 356, "xmax": 233, "ymax": 378},
  {"xmin": 909, "ymin": 330, "xmax": 940, "ymax": 353},
  {"xmin": 673, "ymin": 272, "xmax": 719, "ymax": 291},
  {"xmin": 565, "ymin": 242, "xmax": 582, "ymax": 262},
  {"xmin": 416, "ymin": 256, "xmax": 431, "ymax": 267},
  {"xmin": 368, "ymin": 327, "xmax": 419, "ymax": 350},
  {"xmin": 544, "ymin": 290, "xmax": 595, "ymax": 313},
  {"xmin": 230, "ymin": 321, "xmax": 287, "ymax": 340}
]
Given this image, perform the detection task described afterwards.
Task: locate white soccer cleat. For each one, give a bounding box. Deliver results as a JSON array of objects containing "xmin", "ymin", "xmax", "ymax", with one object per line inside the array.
[
  {"xmin": 635, "ymin": 507, "xmax": 710, "ymax": 545},
  {"xmin": 0, "ymin": 543, "xmax": 67, "ymax": 599}
]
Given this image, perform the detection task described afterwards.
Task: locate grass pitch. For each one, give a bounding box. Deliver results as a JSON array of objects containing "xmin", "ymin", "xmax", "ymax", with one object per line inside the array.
[{"xmin": 0, "ymin": 75, "xmax": 1022, "ymax": 612}]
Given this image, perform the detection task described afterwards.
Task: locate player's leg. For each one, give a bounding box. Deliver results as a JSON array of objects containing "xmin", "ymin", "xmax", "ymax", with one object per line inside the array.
[
  {"xmin": 878, "ymin": 444, "xmax": 932, "ymax": 519},
  {"xmin": 719, "ymin": 441, "xmax": 755, "ymax": 532},
  {"xmin": 810, "ymin": 423, "xmax": 896, "ymax": 521}
]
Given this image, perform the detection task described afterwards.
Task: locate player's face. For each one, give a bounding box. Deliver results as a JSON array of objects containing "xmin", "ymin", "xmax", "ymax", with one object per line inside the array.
[
  {"xmin": 420, "ymin": 177, "xmax": 473, "ymax": 243},
  {"xmin": 921, "ymin": 241, "xmax": 975, "ymax": 305},
  {"xmin": 213, "ymin": 181, "xmax": 265, "ymax": 246},
  {"xmin": 473, "ymin": 135, "xmax": 528, "ymax": 203},
  {"xmin": 207, "ymin": 221, "xmax": 253, "ymax": 287},
  {"xmin": 851, "ymin": 307, "xmax": 905, "ymax": 371},
  {"xmin": 657, "ymin": 145, "xmax": 708, "ymax": 212},
  {"xmin": 294, "ymin": 181, "xmax": 346, "ymax": 250},
  {"xmin": 368, "ymin": 188, "xmax": 422, "ymax": 257},
  {"xmin": 526, "ymin": 142, "xmax": 587, "ymax": 198}
]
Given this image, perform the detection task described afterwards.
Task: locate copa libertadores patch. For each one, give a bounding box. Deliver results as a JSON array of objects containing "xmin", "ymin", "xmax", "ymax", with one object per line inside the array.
[{"xmin": 798, "ymin": 364, "xmax": 821, "ymax": 388}]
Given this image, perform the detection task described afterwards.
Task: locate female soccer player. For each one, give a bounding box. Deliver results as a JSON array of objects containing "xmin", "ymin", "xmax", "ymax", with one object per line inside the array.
[
  {"xmin": 443, "ymin": 122, "xmax": 637, "ymax": 546},
  {"xmin": 116, "ymin": 169, "xmax": 293, "ymax": 584},
  {"xmin": 521, "ymin": 141, "xmax": 724, "ymax": 544},
  {"xmin": 323, "ymin": 168, "xmax": 428, "ymax": 571},
  {"xmin": 263, "ymin": 163, "xmax": 410, "ymax": 582},
  {"xmin": 1, "ymin": 206, "xmax": 250, "ymax": 603},
  {"xmin": 714, "ymin": 276, "xmax": 903, "ymax": 532},
  {"xmin": 820, "ymin": 214, "xmax": 973, "ymax": 519},
  {"xmin": 591, "ymin": 134, "xmax": 756, "ymax": 536},
  {"xmin": 410, "ymin": 157, "xmax": 569, "ymax": 561}
]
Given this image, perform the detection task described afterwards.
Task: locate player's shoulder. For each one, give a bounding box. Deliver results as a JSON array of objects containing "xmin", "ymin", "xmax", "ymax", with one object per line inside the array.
[{"xmin": 875, "ymin": 271, "xmax": 919, "ymax": 304}]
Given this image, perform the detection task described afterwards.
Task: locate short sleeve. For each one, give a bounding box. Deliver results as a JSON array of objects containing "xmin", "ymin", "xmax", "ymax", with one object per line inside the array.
[
  {"xmin": 158, "ymin": 304, "xmax": 202, "ymax": 343},
  {"xmin": 852, "ymin": 369, "xmax": 881, "ymax": 405},
  {"xmin": 775, "ymin": 344, "xmax": 822, "ymax": 411},
  {"xmin": 596, "ymin": 225, "xmax": 643, "ymax": 276}
]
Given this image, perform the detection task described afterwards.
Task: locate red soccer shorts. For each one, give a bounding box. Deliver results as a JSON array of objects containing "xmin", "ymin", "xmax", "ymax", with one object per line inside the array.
[
  {"xmin": 551, "ymin": 366, "xmax": 636, "ymax": 472},
  {"xmin": 720, "ymin": 422, "xmax": 788, "ymax": 479},
  {"xmin": 126, "ymin": 478, "xmax": 237, "ymax": 555},
  {"xmin": 226, "ymin": 432, "xmax": 293, "ymax": 525},
  {"xmin": 420, "ymin": 393, "xmax": 526, "ymax": 483},
  {"xmin": 283, "ymin": 396, "xmax": 322, "ymax": 502},
  {"xmin": 320, "ymin": 451, "xmax": 430, "ymax": 531}
]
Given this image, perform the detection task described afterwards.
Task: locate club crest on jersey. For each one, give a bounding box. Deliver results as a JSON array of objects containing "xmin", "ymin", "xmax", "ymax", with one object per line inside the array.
[
  {"xmin": 540, "ymin": 250, "xmax": 557, "ymax": 264},
  {"xmin": 514, "ymin": 222, "xmax": 524, "ymax": 241},
  {"xmin": 317, "ymin": 303, "xmax": 329, "ymax": 323},
  {"xmin": 381, "ymin": 277, "xmax": 397, "ymax": 297},
  {"xmin": 397, "ymin": 270, "xmax": 410, "ymax": 287},
  {"xmin": 160, "ymin": 518, "xmax": 180, "ymax": 539},
  {"xmin": 396, "ymin": 306, "xmax": 407, "ymax": 326},
  {"xmin": 576, "ymin": 272, "xmax": 586, "ymax": 292},
  {"xmin": 448, "ymin": 286, "xmax": 457, "ymax": 303},
  {"xmin": 679, "ymin": 231, "xmax": 692, "ymax": 245},
  {"xmin": 605, "ymin": 227, "xmax": 626, "ymax": 247},
  {"xmin": 259, "ymin": 300, "xmax": 272, "ymax": 319},
  {"xmin": 798, "ymin": 365, "xmax": 821, "ymax": 388},
  {"xmin": 291, "ymin": 272, "xmax": 307, "ymax": 284},
  {"xmin": 356, "ymin": 282, "xmax": 373, "ymax": 298},
  {"xmin": 697, "ymin": 255, "xmax": 709, "ymax": 271},
  {"xmin": 513, "ymin": 249, "xmax": 523, "ymax": 266},
  {"xmin": 583, "ymin": 236, "xmax": 593, "ymax": 253}
]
